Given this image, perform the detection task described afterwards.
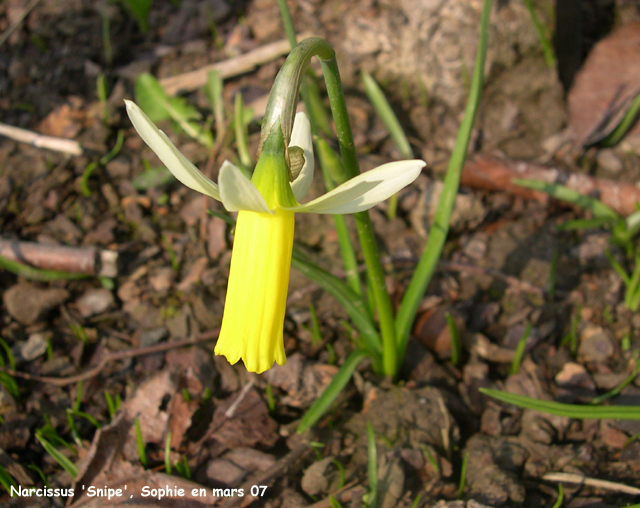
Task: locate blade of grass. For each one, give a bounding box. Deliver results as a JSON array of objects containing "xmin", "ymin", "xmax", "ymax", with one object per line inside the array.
[
  {"xmin": 395, "ymin": 0, "xmax": 493, "ymax": 364},
  {"xmin": 36, "ymin": 432, "xmax": 78, "ymax": 477},
  {"xmin": 513, "ymin": 179, "xmax": 619, "ymax": 221},
  {"xmin": 458, "ymin": 451, "xmax": 469, "ymax": 498},
  {"xmin": 599, "ymin": 90, "xmax": 640, "ymax": 147},
  {"xmin": 522, "ymin": 0, "xmax": 556, "ymax": 68},
  {"xmin": 135, "ymin": 417, "xmax": 147, "ymax": 469},
  {"xmin": 165, "ymin": 432, "xmax": 172, "ymax": 474},
  {"xmin": 0, "ymin": 464, "xmax": 17, "ymax": 495},
  {"xmin": 481, "ymin": 387, "xmax": 640, "ymax": 419},
  {"xmin": 591, "ymin": 363, "xmax": 640, "ymax": 405},
  {"xmin": 510, "ymin": 322, "xmax": 532, "ymax": 375},
  {"xmin": 0, "ymin": 255, "xmax": 92, "ymax": 281},
  {"xmin": 297, "ymin": 350, "xmax": 367, "ymax": 433},
  {"xmin": 234, "ymin": 92, "xmax": 252, "ymax": 170},
  {"xmin": 361, "ymin": 71, "xmax": 414, "ymax": 219},
  {"xmin": 367, "ymin": 422, "xmax": 378, "ymax": 508},
  {"xmin": 315, "ymin": 137, "xmax": 364, "ymax": 299},
  {"xmin": 291, "ymin": 248, "xmax": 381, "ymax": 355}
]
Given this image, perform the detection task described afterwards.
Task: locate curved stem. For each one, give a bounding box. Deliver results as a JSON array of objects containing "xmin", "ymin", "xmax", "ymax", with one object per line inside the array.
[{"xmin": 320, "ymin": 57, "xmax": 397, "ymax": 377}]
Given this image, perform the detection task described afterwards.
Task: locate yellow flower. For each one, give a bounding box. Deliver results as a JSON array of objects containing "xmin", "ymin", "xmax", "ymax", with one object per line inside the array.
[{"xmin": 125, "ymin": 100, "xmax": 425, "ymax": 373}]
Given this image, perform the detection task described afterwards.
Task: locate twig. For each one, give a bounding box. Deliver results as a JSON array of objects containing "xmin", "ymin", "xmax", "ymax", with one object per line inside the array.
[
  {"xmin": 1, "ymin": 331, "xmax": 219, "ymax": 386},
  {"xmin": 218, "ymin": 442, "xmax": 312, "ymax": 508},
  {"xmin": 0, "ymin": 122, "xmax": 82, "ymax": 156},
  {"xmin": 0, "ymin": 239, "xmax": 117, "ymax": 277},
  {"xmin": 542, "ymin": 472, "xmax": 640, "ymax": 495},
  {"xmin": 224, "ymin": 380, "xmax": 255, "ymax": 418},
  {"xmin": 159, "ymin": 33, "xmax": 313, "ymax": 96},
  {"xmin": 462, "ymin": 155, "xmax": 640, "ymax": 217},
  {"xmin": 0, "ymin": 0, "xmax": 41, "ymax": 48}
]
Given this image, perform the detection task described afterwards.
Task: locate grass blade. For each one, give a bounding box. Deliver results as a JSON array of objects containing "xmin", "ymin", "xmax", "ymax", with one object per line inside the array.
[
  {"xmin": 367, "ymin": 422, "xmax": 378, "ymax": 508},
  {"xmin": 481, "ymin": 387, "xmax": 640, "ymax": 419},
  {"xmin": 36, "ymin": 432, "xmax": 78, "ymax": 477},
  {"xmin": 395, "ymin": 0, "xmax": 493, "ymax": 361},
  {"xmin": 291, "ymin": 249, "xmax": 381, "ymax": 354},
  {"xmin": 0, "ymin": 255, "xmax": 92, "ymax": 282},
  {"xmin": 513, "ymin": 179, "xmax": 619, "ymax": 221},
  {"xmin": 297, "ymin": 350, "xmax": 367, "ymax": 433}
]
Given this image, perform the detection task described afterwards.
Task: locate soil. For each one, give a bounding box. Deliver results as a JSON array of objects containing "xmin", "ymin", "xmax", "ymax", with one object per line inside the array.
[{"xmin": 2, "ymin": 0, "xmax": 640, "ymax": 507}]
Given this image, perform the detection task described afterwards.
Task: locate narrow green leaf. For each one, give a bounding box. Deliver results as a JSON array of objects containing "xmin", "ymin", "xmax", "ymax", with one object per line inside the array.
[
  {"xmin": 367, "ymin": 422, "xmax": 378, "ymax": 508},
  {"xmin": 361, "ymin": 71, "xmax": 413, "ymax": 159},
  {"xmin": 599, "ymin": 90, "xmax": 640, "ymax": 147},
  {"xmin": 481, "ymin": 388, "xmax": 640, "ymax": 419},
  {"xmin": 165, "ymin": 432, "xmax": 172, "ymax": 474},
  {"xmin": 513, "ymin": 178, "xmax": 619, "ymax": 221},
  {"xmin": 297, "ymin": 351, "xmax": 367, "ymax": 433},
  {"xmin": 134, "ymin": 73, "xmax": 213, "ymax": 147},
  {"xmin": 135, "ymin": 417, "xmax": 147, "ymax": 469},
  {"xmin": 118, "ymin": 0, "xmax": 153, "ymax": 33},
  {"xmin": 0, "ymin": 464, "xmax": 17, "ymax": 495},
  {"xmin": 291, "ymin": 249, "xmax": 380, "ymax": 354},
  {"xmin": 0, "ymin": 255, "xmax": 92, "ymax": 282},
  {"xmin": 522, "ymin": 0, "xmax": 556, "ymax": 68},
  {"xmin": 396, "ymin": 0, "xmax": 493, "ymax": 362},
  {"xmin": 36, "ymin": 432, "xmax": 78, "ymax": 477},
  {"xmin": 510, "ymin": 322, "xmax": 532, "ymax": 375},
  {"xmin": 329, "ymin": 496, "xmax": 344, "ymax": 508},
  {"xmin": 458, "ymin": 452, "xmax": 469, "ymax": 498}
]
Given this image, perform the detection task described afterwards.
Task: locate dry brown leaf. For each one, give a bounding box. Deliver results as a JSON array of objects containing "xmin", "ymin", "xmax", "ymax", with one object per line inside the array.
[
  {"xmin": 568, "ymin": 22, "xmax": 640, "ymax": 147},
  {"xmin": 209, "ymin": 388, "xmax": 278, "ymax": 449},
  {"xmin": 37, "ymin": 97, "xmax": 85, "ymax": 139}
]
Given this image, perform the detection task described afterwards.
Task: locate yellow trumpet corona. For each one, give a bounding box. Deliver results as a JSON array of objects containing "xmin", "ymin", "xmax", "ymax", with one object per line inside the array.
[{"xmin": 216, "ymin": 208, "xmax": 294, "ymax": 373}]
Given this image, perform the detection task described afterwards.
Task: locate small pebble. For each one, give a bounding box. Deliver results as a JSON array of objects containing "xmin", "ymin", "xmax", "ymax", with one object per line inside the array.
[{"xmin": 76, "ymin": 288, "xmax": 114, "ymax": 317}]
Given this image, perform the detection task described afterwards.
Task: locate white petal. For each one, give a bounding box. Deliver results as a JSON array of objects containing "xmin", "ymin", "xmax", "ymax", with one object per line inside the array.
[
  {"xmin": 289, "ymin": 112, "xmax": 314, "ymax": 202},
  {"xmin": 285, "ymin": 160, "xmax": 425, "ymax": 214},
  {"xmin": 124, "ymin": 100, "xmax": 221, "ymax": 200},
  {"xmin": 218, "ymin": 161, "xmax": 272, "ymax": 213}
]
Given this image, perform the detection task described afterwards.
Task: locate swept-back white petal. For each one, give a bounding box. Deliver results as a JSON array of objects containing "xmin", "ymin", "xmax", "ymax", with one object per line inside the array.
[
  {"xmin": 124, "ymin": 100, "xmax": 221, "ymax": 200},
  {"xmin": 289, "ymin": 112, "xmax": 314, "ymax": 202},
  {"xmin": 284, "ymin": 160, "xmax": 425, "ymax": 214},
  {"xmin": 218, "ymin": 161, "xmax": 272, "ymax": 213}
]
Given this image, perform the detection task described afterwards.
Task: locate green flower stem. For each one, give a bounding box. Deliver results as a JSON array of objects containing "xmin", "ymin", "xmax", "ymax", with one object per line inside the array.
[
  {"xmin": 316, "ymin": 137, "xmax": 363, "ymax": 298},
  {"xmin": 275, "ymin": 0, "xmax": 320, "ymax": 135},
  {"xmin": 276, "ymin": 2, "xmax": 364, "ymax": 299},
  {"xmin": 262, "ymin": 36, "xmax": 397, "ymax": 376},
  {"xmin": 395, "ymin": 0, "xmax": 492, "ymax": 369},
  {"xmin": 319, "ymin": 56, "xmax": 397, "ymax": 377}
]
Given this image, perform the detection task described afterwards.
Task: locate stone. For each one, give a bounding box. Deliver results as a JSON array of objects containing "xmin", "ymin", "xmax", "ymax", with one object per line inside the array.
[
  {"xmin": 75, "ymin": 288, "xmax": 114, "ymax": 317},
  {"xmin": 3, "ymin": 284, "xmax": 69, "ymax": 325},
  {"xmin": 206, "ymin": 458, "xmax": 245, "ymax": 486},
  {"xmin": 578, "ymin": 325, "xmax": 615, "ymax": 363}
]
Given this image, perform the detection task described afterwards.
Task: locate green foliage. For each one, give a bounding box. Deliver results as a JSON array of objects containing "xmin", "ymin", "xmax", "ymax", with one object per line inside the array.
[
  {"xmin": 297, "ymin": 351, "xmax": 367, "ymax": 433},
  {"xmin": 36, "ymin": 431, "xmax": 78, "ymax": 477},
  {"xmin": 366, "ymin": 423, "xmax": 378, "ymax": 508},
  {"xmin": 598, "ymin": 91, "xmax": 640, "ymax": 147},
  {"xmin": 515, "ymin": 178, "xmax": 640, "ymax": 310},
  {"xmin": 510, "ymin": 322, "xmax": 532, "ymax": 375},
  {"xmin": 118, "ymin": 0, "xmax": 153, "ymax": 34},
  {"xmin": 446, "ymin": 312, "xmax": 462, "ymax": 366},
  {"xmin": 0, "ymin": 464, "xmax": 17, "ymax": 495},
  {"xmin": 522, "ymin": 0, "xmax": 555, "ymax": 68},
  {"xmin": 481, "ymin": 388, "xmax": 640, "ymax": 419},
  {"xmin": 135, "ymin": 417, "xmax": 147, "ymax": 469},
  {"xmin": 134, "ymin": 73, "xmax": 213, "ymax": 147},
  {"xmin": 458, "ymin": 452, "xmax": 469, "ymax": 499}
]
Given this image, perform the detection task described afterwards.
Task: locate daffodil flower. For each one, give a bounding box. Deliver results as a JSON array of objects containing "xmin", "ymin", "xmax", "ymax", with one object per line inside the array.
[{"xmin": 125, "ymin": 99, "xmax": 425, "ymax": 373}]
